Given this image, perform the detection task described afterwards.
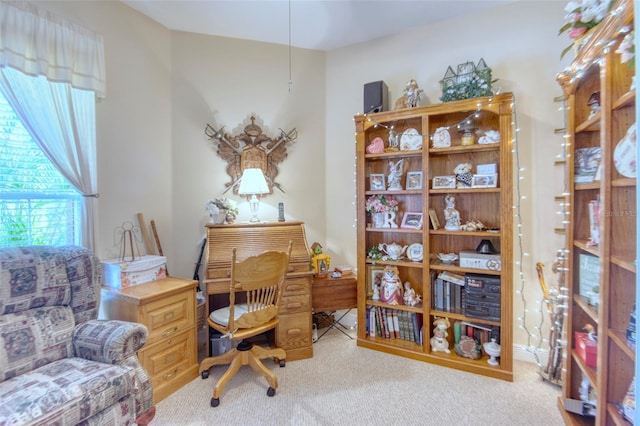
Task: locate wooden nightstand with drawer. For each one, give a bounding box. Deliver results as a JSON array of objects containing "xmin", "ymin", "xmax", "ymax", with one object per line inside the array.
[{"xmin": 100, "ymin": 277, "xmax": 199, "ymax": 403}]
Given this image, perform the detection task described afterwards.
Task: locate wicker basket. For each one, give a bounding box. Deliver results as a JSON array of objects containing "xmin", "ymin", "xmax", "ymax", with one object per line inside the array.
[{"xmin": 197, "ymin": 301, "xmax": 206, "ymax": 330}]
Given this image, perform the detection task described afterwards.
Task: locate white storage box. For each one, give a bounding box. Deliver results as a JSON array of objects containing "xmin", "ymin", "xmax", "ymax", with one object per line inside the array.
[
  {"xmin": 459, "ymin": 250, "xmax": 501, "ymax": 271},
  {"xmin": 102, "ymin": 255, "xmax": 167, "ymax": 288}
]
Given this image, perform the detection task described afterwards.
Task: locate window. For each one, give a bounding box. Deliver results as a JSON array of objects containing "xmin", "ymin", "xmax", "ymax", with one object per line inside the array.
[{"xmin": 0, "ymin": 92, "xmax": 81, "ymax": 247}]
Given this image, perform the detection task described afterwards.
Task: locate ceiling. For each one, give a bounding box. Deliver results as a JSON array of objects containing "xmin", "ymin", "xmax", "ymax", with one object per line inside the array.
[{"xmin": 121, "ymin": 0, "xmax": 516, "ymax": 51}]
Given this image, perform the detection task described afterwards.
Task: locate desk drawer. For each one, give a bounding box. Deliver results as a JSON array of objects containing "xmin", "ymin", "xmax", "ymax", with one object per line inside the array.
[
  {"xmin": 282, "ymin": 277, "xmax": 310, "ymax": 296},
  {"xmin": 142, "ymin": 291, "xmax": 193, "ymax": 346},
  {"xmin": 139, "ymin": 328, "xmax": 195, "ymax": 379},
  {"xmin": 277, "ymin": 312, "xmax": 311, "ymax": 349},
  {"xmin": 280, "ymin": 293, "xmax": 310, "ymax": 315}
]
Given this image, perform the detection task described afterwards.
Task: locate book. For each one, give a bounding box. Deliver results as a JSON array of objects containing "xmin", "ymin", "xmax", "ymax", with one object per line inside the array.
[
  {"xmin": 588, "ymin": 196, "xmax": 600, "ymax": 246},
  {"xmin": 438, "ymin": 271, "xmax": 465, "ymax": 286},
  {"xmin": 368, "ymin": 306, "xmax": 376, "ymax": 337},
  {"xmin": 392, "ymin": 310, "xmax": 400, "ymax": 339},
  {"xmin": 574, "ymin": 147, "xmax": 602, "ymax": 183},
  {"xmin": 407, "ymin": 311, "xmax": 416, "ymax": 342}
]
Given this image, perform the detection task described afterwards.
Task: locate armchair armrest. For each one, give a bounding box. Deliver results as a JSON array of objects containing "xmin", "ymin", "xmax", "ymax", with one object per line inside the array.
[{"xmin": 73, "ymin": 319, "xmax": 148, "ymax": 364}]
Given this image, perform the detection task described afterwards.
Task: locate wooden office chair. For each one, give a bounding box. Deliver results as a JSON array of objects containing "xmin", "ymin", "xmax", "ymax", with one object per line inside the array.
[{"xmin": 199, "ymin": 243, "xmax": 292, "ymax": 407}]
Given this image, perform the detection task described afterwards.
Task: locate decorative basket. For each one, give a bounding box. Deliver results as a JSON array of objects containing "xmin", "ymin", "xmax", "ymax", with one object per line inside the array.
[{"xmin": 197, "ymin": 301, "xmax": 206, "ymax": 330}]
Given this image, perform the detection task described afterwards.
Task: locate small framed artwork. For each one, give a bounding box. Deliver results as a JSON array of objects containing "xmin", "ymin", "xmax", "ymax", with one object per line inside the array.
[
  {"xmin": 370, "ymin": 174, "xmax": 385, "ymax": 190},
  {"xmin": 406, "ymin": 171, "xmax": 423, "ymax": 190},
  {"xmin": 428, "ymin": 208, "xmax": 440, "ymax": 230},
  {"xmin": 401, "ymin": 212, "xmax": 424, "ymax": 230},
  {"xmin": 432, "ymin": 175, "xmax": 456, "ymax": 189},
  {"xmin": 367, "ymin": 265, "xmax": 384, "ymax": 297},
  {"xmin": 471, "ymin": 173, "xmax": 498, "ymax": 188}
]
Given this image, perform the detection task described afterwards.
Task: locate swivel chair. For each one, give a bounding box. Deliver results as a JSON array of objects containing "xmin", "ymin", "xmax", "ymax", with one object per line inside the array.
[{"xmin": 199, "ymin": 243, "xmax": 291, "ymax": 407}]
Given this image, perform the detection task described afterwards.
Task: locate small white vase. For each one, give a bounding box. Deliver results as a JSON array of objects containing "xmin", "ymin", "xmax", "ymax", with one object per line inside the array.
[{"xmin": 372, "ymin": 212, "xmax": 385, "ymax": 228}]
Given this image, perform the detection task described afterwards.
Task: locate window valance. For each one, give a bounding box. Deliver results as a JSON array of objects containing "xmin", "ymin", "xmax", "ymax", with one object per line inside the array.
[{"xmin": 0, "ymin": 0, "xmax": 106, "ymax": 97}]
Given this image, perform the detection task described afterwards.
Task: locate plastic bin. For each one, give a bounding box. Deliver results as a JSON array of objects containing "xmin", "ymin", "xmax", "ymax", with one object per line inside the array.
[{"xmin": 210, "ymin": 331, "xmax": 238, "ymax": 356}]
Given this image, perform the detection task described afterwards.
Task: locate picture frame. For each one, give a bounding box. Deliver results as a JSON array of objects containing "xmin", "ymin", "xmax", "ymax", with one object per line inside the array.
[
  {"xmin": 432, "ymin": 175, "xmax": 456, "ymax": 189},
  {"xmin": 428, "ymin": 208, "xmax": 440, "ymax": 230},
  {"xmin": 367, "ymin": 265, "xmax": 384, "ymax": 297},
  {"xmin": 406, "ymin": 171, "xmax": 423, "ymax": 190},
  {"xmin": 401, "ymin": 212, "xmax": 424, "ymax": 230},
  {"xmin": 471, "ymin": 173, "xmax": 497, "ymax": 188},
  {"xmin": 370, "ymin": 174, "xmax": 385, "ymax": 190}
]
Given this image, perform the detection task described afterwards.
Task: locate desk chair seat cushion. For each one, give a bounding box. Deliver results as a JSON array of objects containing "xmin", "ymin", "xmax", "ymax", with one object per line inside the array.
[{"xmin": 210, "ymin": 304, "xmax": 249, "ymax": 327}]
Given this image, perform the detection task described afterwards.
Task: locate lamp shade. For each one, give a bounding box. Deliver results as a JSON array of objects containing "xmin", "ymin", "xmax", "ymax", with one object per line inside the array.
[{"xmin": 238, "ymin": 168, "xmax": 269, "ymax": 195}]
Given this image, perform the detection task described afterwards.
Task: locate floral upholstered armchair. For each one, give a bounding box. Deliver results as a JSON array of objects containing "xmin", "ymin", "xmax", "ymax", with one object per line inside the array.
[{"xmin": 0, "ymin": 246, "xmax": 155, "ymax": 425}]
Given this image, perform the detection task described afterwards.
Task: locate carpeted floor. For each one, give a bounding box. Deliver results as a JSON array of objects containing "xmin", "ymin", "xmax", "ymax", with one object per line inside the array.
[{"xmin": 154, "ymin": 326, "xmax": 564, "ymax": 425}]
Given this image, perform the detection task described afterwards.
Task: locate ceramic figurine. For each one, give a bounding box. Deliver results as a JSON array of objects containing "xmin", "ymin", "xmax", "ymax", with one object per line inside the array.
[
  {"xmin": 478, "ymin": 130, "xmax": 500, "ymax": 145},
  {"xmin": 430, "ymin": 317, "xmax": 451, "ymax": 353},
  {"xmin": 387, "ymin": 159, "xmax": 404, "ymax": 190},
  {"xmin": 394, "ymin": 79, "xmax": 423, "ymax": 110},
  {"xmin": 379, "ymin": 265, "xmax": 404, "ymax": 305},
  {"xmin": 403, "ymin": 281, "xmax": 422, "ymax": 307},
  {"xmin": 453, "ymin": 162, "xmax": 473, "ymax": 188},
  {"xmin": 443, "ymin": 194, "xmax": 461, "ymax": 231},
  {"xmin": 432, "ymin": 127, "xmax": 451, "ymax": 148}
]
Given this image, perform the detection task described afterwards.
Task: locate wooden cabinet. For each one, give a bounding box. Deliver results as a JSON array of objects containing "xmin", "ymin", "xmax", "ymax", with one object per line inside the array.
[
  {"xmin": 204, "ymin": 221, "xmax": 313, "ymax": 361},
  {"xmin": 556, "ymin": 0, "xmax": 636, "ymax": 423},
  {"xmin": 354, "ymin": 93, "xmax": 513, "ymax": 381},
  {"xmin": 100, "ymin": 277, "xmax": 199, "ymax": 403}
]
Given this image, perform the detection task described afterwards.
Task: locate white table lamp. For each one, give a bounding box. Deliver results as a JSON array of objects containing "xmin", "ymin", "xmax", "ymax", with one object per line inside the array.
[{"xmin": 238, "ymin": 168, "xmax": 269, "ymax": 222}]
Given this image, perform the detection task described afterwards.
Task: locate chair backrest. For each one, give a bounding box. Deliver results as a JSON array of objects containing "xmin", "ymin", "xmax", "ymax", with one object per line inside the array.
[{"xmin": 227, "ymin": 242, "xmax": 291, "ymax": 331}]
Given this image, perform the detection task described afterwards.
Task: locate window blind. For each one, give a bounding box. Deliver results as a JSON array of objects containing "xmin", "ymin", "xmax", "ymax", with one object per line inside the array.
[{"xmin": 0, "ymin": 92, "xmax": 81, "ymax": 247}]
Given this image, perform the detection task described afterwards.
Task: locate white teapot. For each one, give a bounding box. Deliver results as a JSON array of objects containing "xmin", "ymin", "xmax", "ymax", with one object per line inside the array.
[{"xmin": 379, "ymin": 242, "xmax": 408, "ymax": 261}]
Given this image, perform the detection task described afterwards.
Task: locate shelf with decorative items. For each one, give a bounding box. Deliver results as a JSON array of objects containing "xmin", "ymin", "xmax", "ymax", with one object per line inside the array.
[
  {"xmin": 556, "ymin": 0, "xmax": 635, "ymax": 423},
  {"xmin": 355, "ymin": 92, "xmax": 514, "ymax": 382}
]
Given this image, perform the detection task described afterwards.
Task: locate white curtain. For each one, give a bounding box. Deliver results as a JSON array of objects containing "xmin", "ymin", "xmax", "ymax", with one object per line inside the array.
[
  {"xmin": 0, "ymin": 0, "xmax": 106, "ymax": 97},
  {"xmin": 0, "ymin": 0, "xmax": 105, "ymax": 250},
  {"xmin": 0, "ymin": 67, "xmax": 98, "ymax": 249}
]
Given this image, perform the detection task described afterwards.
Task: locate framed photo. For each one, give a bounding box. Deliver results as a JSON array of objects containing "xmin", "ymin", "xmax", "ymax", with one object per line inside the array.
[
  {"xmin": 428, "ymin": 208, "xmax": 440, "ymax": 230},
  {"xmin": 370, "ymin": 174, "xmax": 385, "ymax": 190},
  {"xmin": 367, "ymin": 265, "xmax": 384, "ymax": 297},
  {"xmin": 406, "ymin": 171, "xmax": 423, "ymax": 190},
  {"xmin": 432, "ymin": 175, "xmax": 456, "ymax": 189},
  {"xmin": 471, "ymin": 173, "xmax": 497, "ymax": 188},
  {"xmin": 401, "ymin": 212, "xmax": 423, "ymax": 230}
]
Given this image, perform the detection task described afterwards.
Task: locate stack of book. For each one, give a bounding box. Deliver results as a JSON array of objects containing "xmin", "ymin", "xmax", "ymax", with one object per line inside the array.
[
  {"xmin": 365, "ymin": 305, "xmax": 423, "ymax": 344},
  {"xmin": 431, "ymin": 271, "xmax": 465, "ymax": 313},
  {"xmin": 452, "ymin": 320, "xmax": 499, "ymax": 346}
]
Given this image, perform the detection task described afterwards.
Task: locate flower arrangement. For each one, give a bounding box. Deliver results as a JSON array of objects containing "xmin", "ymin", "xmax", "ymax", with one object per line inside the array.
[
  {"xmin": 206, "ymin": 197, "xmax": 239, "ymax": 216},
  {"xmin": 559, "ymin": 0, "xmax": 613, "ymax": 58},
  {"xmin": 439, "ymin": 59, "xmax": 496, "ymax": 103},
  {"xmin": 365, "ymin": 194, "xmax": 398, "ymax": 214}
]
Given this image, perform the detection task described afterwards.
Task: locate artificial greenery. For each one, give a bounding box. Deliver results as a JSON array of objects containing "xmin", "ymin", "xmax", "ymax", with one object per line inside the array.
[{"xmin": 440, "ymin": 67, "xmax": 496, "ymax": 102}]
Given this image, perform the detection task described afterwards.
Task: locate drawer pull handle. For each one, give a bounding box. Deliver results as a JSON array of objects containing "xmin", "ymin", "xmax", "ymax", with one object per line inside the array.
[
  {"xmin": 161, "ymin": 326, "xmax": 178, "ymax": 337},
  {"xmin": 286, "ymin": 285, "xmax": 302, "ymax": 292},
  {"xmin": 287, "ymin": 302, "xmax": 302, "ymax": 309},
  {"xmin": 163, "ymin": 368, "xmax": 178, "ymax": 381},
  {"xmin": 287, "ymin": 328, "xmax": 302, "ymax": 335}
]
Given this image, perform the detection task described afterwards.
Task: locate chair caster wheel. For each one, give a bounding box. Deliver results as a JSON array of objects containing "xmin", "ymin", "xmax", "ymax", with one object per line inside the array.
[
  {"xmin": 279, "ymin": 360, "xmax": 286, "ymax": 368},
  {"xmin": 211, "ymin": 398, "xmax": 220, "ymax": 407},
  {"xmin": 267, "ymin": 387, "xmax": 276, "ymax": 397},
  {"xmin": 201, "ymin": 371, "xmax": 209, "ymax": 379}
]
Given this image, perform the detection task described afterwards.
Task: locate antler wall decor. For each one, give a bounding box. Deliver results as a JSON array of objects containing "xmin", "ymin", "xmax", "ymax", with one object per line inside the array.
[{"xmin": 205, "ymin": 115, "xmax": 297, "ymax": 195}]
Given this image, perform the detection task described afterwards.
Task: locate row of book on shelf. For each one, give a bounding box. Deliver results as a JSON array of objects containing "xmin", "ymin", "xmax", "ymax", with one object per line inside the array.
[
  {"xmin": 365, "ymin": 304, "xmax": 500, "ymax": 348},
  {"xmin": 366, "ymin": 305, "xmax": 423, "ymax": 345},
  {"xmin": 432, "ymin": 270, "xmax": 465, "ymax": 312}
]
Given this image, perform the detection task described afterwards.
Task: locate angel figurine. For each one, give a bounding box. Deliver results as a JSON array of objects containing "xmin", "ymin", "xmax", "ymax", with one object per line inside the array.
[{"xmin": 387, "ymin": 159, "xmax": 404, "ymax": 190}]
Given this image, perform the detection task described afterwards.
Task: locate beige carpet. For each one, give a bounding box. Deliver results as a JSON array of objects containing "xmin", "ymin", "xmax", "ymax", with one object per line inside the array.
[{"xmin": 154, "ymin": 326, "xmax": 564, "ymax": 425}]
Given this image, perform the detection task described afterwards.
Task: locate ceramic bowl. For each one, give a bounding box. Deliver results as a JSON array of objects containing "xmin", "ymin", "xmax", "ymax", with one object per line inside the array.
[{"xmin": 437, "ymin": 253, "xmax": 458, "ymax": 264}]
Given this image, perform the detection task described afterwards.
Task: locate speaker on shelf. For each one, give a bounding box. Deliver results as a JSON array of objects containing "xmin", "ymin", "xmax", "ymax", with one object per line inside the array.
[{"xmin": 363, "ymin": 81, "xmax": 388, "ymax": 114}]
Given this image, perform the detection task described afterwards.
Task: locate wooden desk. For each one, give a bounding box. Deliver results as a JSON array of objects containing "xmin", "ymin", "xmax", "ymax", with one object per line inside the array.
[
  {"xmin": 204, "ymin": 221, "xmax": 313, "ymax": 361},
  {"xmin": 311, "ymin": 275, "xmax": 357, "ymax": 340}
]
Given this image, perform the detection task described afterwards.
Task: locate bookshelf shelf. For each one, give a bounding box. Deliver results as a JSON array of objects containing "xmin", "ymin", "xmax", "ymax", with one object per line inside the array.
[
  {"xmin": 556, "ymin": 1, "xmax": 636, "ymax": 422},
  {"xmin": 355, "ymin": 93, "xmax": 513, "ymax": 381}
]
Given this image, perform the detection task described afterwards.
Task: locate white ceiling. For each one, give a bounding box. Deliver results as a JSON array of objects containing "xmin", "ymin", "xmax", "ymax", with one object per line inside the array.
[{"xmin": 121, "ymin": 0, "xmax": 516, "ymax": 51}]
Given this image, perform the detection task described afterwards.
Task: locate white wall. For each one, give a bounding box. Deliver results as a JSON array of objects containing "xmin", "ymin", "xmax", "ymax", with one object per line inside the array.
[{"xmin": 38, "ymin": 0, "xmax": 573, "ymax": 360}]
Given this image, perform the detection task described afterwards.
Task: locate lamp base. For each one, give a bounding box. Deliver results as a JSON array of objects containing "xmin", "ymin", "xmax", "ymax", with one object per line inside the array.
[{"xmin": 248, "ymin": 194, "xmax": 261, "ymax": 222}]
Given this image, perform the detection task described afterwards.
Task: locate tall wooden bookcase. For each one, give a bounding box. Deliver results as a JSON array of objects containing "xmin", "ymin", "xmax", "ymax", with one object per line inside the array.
[
  {"xmin": 354, "ymin": 93, "xmax": 513, "ymax": 381},
  {"xmin": 556, "ymin": 0, "xmax": 636, "ymax": 423}
]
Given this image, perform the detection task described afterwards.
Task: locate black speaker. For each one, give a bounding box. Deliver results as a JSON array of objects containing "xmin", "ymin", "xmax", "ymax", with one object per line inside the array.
[{"xmin": 363, "ymin": 81, "xmax": 388, "ymax": 114}]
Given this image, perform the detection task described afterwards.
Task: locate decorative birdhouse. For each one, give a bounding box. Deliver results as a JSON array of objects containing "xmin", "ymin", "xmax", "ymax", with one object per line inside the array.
[{"xmin": 439, "ymin": 58, "xmax": 496, "ymax": 102}]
